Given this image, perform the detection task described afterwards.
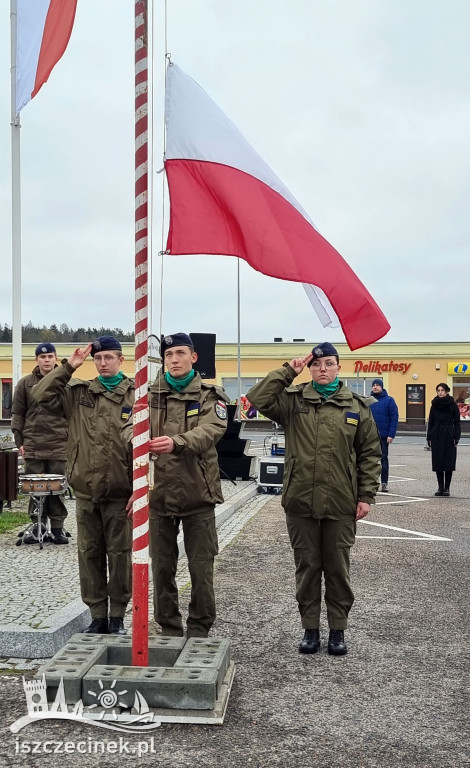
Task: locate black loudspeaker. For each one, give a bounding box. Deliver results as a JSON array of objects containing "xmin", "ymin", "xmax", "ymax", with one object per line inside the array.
[
  {"xmin": 226, "ymin": 404, "xmax": 237, "ymax": 422},
  {"xmin": 224, "ymin": 421, "xmax": 242, "ymax": 440},
  {"xmin": 218, "ymin": 455, "xmax": 256, "ymax": 481},
  {"xmin": 190, "ymin": 333, "xmax": 216, "ymax": 379},
  {"xmin": 217, "ymin": 438, "xmax": 251, "ymax": 457}
]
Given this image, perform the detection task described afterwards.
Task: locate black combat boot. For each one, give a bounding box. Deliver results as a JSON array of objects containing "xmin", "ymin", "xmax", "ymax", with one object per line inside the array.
[
  {"xmin": 299, "ymin": 629, "xmax": 320, "ymax": 654},
  {"xmin": 109, "ymin": 617, "xmax": 127, "ymax": 635},
  {"xmin": 83, "ymin": 618, "xmax": 109, "ymax": 634},
  {"xmin": 51, "ymin": 528, "xmax": 69, "ymax": 545},
  {"xmin": 435, "ymin": 488, "xmax": 444, "ymax": 496},
  {"xmin": 328, "ymin": 629, "xmax": 348, "ymax": 656}
]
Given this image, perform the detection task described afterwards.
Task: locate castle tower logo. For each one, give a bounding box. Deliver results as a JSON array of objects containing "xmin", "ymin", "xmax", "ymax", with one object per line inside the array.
[{"xmin": 10, "ymin": 676, "xmax": 161, "ymax": 734}]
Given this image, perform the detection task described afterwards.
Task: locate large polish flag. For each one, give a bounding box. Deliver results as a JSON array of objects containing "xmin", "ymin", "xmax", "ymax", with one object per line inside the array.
[
  {"xmin": 16, "ymin": 0, "xmax": 78, "ymax": 113},
  {"xmin": 164, "ymin": 64, "xmax": 390, "ymax": 351}
]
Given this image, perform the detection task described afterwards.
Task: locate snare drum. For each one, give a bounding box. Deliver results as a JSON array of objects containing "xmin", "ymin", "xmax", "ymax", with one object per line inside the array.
[{"xmin": 19, "ymin": 474, "xmax": 67, "ymax": 495}]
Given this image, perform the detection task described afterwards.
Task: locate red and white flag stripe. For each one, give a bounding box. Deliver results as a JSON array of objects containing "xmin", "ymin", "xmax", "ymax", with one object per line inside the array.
[
  {"xmin": 164, "ymin": 63, "xmax": 390, "ymax": 351},
  {"xmin": 16, "ymin": 0, "xmax": 77, "ymax": 113}
]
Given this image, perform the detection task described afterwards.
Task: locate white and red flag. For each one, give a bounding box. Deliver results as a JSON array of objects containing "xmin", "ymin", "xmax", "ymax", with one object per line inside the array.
[
  {"xmin": 164, "ymin": 63, "xmax": 390, "ymax": 350},
  {"xmin": 16, "ymin": 0, "xmax": 77, "ymax": 113}
]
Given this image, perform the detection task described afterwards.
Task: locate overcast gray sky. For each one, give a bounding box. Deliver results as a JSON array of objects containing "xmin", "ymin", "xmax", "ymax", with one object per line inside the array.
[{"xmin": 1, "ymin": 1, "xmax": 469, "ymax": 346}]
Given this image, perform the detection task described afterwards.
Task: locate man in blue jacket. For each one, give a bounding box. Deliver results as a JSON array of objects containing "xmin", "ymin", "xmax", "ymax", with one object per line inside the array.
[{"xmin": 370, "ymin": 379, "xmax": 399, "ymax": 492}]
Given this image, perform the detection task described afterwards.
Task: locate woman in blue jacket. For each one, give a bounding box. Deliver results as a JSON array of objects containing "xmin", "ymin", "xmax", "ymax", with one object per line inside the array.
[{"xmin": 370, "ymin": 379, "xmax": 399, "ymax": 492}]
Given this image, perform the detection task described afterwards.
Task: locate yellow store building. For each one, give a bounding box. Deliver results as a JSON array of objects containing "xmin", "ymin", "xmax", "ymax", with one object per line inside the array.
[{"xmin": 2, "ymin": 341, "xmax": 470, "ymax": 430}]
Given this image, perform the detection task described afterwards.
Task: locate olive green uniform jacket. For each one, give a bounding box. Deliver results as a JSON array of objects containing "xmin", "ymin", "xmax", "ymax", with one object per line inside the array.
[
  {"xmin": 247, "ymin": 365, "xmax": 381, "ymax": 518},
  {"xmin": 11, "ymin": 366, "xmax": 68, "ymax": 460},
  {"xmin": 123, "ymin": 373, "xmax": 229, "ymax": 516},
  {"xmin": 33, "ymin": 362, "xmax": 134, "ymax": 502}
]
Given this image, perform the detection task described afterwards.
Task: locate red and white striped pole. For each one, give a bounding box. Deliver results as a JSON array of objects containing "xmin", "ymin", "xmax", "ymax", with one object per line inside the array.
[{"xmin": 132, "ymin": 0, "xmax": 149, "ymax": 666}]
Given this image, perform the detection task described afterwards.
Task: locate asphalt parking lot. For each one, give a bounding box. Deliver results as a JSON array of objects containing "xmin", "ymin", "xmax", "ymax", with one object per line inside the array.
[{"xmin": 0, "ymin": 442, "xmax": 469, "ymax": 768}]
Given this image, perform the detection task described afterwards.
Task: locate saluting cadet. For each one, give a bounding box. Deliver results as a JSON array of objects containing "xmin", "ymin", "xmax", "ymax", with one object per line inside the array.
[
  {"xmin": 33, "ymin": 336, "xmax": 134, "ymax": 635},
  {"xmin": 11, "ymin": 343, "xmax": 68, "ymax": 544},
  {"xmin": 125, "ymin": 333, "xmax": 229, "ymax": 638},
  {"xmin": 248, "ymin": 342, "xmax": 381, "ymax": 656}
]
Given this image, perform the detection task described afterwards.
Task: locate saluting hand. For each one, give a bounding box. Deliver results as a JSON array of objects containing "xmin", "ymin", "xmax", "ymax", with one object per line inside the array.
[
  {"xmin": 68, "ymin": 343, "xmax": 92, "ymax": 370},
  {"xmin": 149, "ymin": 436, "xmax": 175, "ymax": 454},
  {"xmin": 289, "ymin": 353, "xmax": 313, "ymax": 375}
]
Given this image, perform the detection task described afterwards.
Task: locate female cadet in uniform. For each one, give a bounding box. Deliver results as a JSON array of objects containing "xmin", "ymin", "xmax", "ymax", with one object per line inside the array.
[{"xmin": 248, "ymin": 343, "xmax": 381, "ymax": 656}]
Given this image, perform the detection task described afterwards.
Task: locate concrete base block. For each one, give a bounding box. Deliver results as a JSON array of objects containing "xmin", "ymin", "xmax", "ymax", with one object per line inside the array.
[
  {"xmin": 152, "ymin": 661, "xmax": 236, "ymax": 724},
  {"xmin": 35, "ymin": 634, "xmax": 231, "ymax": 713},
  {"xmin": 83, "ymin": 664, "xmax": 219, "ymax": 710},
  {"xmin": 63, "ymin": 633, "xmax": 186, "ymax": 666},
  {"xmin": 38, "ymin": 644, "xmax": 107, "ymax": 703},
  {"xmin": 175, "ymin": 638, "xmax": 231, "ymax": 691}
]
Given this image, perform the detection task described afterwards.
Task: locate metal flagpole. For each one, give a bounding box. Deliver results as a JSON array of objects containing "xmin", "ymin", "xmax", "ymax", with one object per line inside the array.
[
  {"xmin": 10, "ymin": 0, "xmax": 22, "ymax": 388},
  {"xmin": 132, "ymin": 0, "xmax": 150, "ymax": 666}
]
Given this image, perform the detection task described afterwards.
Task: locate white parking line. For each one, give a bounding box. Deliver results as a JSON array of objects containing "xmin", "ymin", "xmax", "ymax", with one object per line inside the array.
[
  {"xmin": 358, "ymin": 518, "xmax": 452, "ymax": 541},
  {"xmin": 376, "ymin": 493, "xmax": 428, "ymax": 504}
]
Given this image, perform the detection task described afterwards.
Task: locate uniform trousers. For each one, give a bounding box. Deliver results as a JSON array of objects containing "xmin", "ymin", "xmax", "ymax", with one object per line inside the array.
[
  {"xmin": 24, "ymin": 458, "xmax": 67, "ymax": 528},
  {"xmin": 286, "ymin": 514, "xmax": 356, "ymax": 630},
  {"xmin": 150, "ymin": 508, "xmax": 218, "ymax": 637},
  {"xmin": 75, "ymin": 498, "xmax": 132, "ymax": 619}
]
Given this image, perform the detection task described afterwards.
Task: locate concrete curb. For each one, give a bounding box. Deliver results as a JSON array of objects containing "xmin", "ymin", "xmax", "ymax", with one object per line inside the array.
[{"xmin": 0, "ymin": 598, "xmax": 91, "ymax": 659}]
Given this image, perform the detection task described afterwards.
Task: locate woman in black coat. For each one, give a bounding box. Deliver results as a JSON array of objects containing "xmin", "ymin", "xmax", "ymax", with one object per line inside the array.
[{"xmin": 427, "ymin": 383, "xmax": 461, "ymax": 496}]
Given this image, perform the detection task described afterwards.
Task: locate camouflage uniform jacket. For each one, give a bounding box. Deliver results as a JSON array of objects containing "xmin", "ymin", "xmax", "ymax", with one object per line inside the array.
[
  {"xmin": 32, "ymin": 362, "xmax": 134, "ymax": 502},
  {"xmin": 11, "ymin": 365, "xmax": 68, "ymax": 460},
  {"xmin": 247, "ymin": 364, "xmax": 381, "ymax": 519},
  {"xmin": 123, "ymin": 372, "xmax": 229, "ymax": 517}
]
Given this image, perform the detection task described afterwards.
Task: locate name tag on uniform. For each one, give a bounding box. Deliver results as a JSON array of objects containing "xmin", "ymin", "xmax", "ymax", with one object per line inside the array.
[
  {"xmin": 121, "ymin": 406, "xmax": 132, "ymax": 420},
  {"xmin": 187, "ymin": 402, "xmax": 200, "ymax": 417},
  {"xmin": 345, "ymin": 411, "xmax": 359, "ymax": 426}
]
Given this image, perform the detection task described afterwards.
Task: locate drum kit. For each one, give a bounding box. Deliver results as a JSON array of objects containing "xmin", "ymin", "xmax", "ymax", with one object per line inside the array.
[{"xmin": 16, "ymin": 474, "xmax": 68, "ymax": 550}]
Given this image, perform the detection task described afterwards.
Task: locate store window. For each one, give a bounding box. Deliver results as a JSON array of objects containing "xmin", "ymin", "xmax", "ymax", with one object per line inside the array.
[
  {"xmin": 221, "ymin": 377, "xmax": 267, "ymax": 419},
  {"xmin": 1, "ymin": 379, "xmax": 12, "ymax": 419},
  {"xmin": 222, "ymin": 377, "xmax": 261, "ymax": 403},
  {"xmin": 452, "ymin": 379, "xmax": 470, "ymax": 420},
  {"xmin": 342, "ymin": 377, "xmax": 371, "ymax": 395}
]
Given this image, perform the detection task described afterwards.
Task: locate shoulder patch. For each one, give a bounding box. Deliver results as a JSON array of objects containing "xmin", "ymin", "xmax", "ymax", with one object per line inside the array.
[{"xmin": 215, "ymin": 400, "xmax": 227, "ymax": 420}]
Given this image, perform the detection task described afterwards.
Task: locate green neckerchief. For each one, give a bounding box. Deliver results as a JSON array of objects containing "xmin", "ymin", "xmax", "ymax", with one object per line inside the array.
[
  {"xmin": 312, "ymin": 377, "xmax": 339, "ymax": 398},
  {"xmin": 98, "ymin": 371, "xmax": 124, "ymax": 391},
  {"xmin": 165, "ymin": 369, "xmax": 195, "ymax": 392}
]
